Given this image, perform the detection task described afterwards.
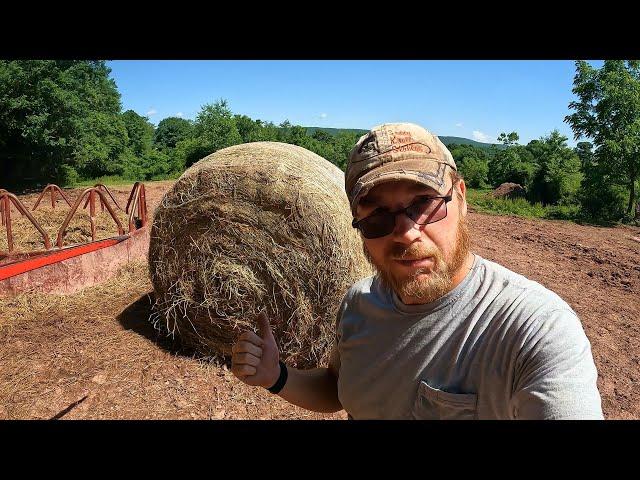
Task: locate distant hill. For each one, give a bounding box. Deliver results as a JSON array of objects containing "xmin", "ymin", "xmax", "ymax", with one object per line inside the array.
[
  {"xmin": 304, "ymin": 127, "xmax": 505, "ymax": 150},
  {"xmin": 438, "ymin": 136, "xmax": 506, "ymax": 150},
  {"xmin": 304, "ymin": 127, "xmax": 369, "ymax": 137}
]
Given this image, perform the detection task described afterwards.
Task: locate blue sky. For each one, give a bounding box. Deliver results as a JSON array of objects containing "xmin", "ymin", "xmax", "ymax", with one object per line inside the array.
[{"xmin": 108, "ymin": 60, "xmax": 602, "ymax": 147}]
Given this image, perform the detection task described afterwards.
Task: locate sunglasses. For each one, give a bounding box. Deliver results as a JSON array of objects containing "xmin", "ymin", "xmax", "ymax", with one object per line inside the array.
[{"xmin": 352, "ymin": 188, "xmax": 454, "ymax": 239}]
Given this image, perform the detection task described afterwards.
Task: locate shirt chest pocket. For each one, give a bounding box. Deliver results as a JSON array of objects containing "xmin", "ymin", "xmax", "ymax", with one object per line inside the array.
[{"xmin": 412, "ymin": 381, "xmax": 478, "ymax": 420}]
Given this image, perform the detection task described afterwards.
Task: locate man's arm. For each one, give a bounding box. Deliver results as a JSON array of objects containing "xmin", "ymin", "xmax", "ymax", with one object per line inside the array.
[
  {"xmin": 230, "ymin": 312, "xmax": 342, "ymax": 413},
  {"xmin": 510, "ymin": 309, "xmax": 603, "ymax": 420},
  {"xmin": 275, "ymin": 346, "xmax": 341, "ymax": 413}
]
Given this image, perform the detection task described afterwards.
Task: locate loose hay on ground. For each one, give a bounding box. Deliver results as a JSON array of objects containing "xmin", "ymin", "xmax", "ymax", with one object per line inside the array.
[
  {"xmin": 0, "ymin": 259, "xmax": 346, "ymax": 420},
  {"xmin": 149, "ymin": 142, "xmax": 373, "ymax": 368}
]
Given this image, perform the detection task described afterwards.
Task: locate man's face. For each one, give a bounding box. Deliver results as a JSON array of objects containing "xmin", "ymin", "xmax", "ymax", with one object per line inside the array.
[{"xmin": 355, "ymin": 176, "xmax": 471, "ymax": 305}]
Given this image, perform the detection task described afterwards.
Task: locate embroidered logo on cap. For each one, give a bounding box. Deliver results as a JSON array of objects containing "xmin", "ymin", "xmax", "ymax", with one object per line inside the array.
[{"xmin": 357, "ymin": 133, "xmax": 379, "ymax": 158}]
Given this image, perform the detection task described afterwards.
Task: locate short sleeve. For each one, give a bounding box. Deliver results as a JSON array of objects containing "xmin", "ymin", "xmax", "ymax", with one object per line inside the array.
[{"xmin": 510, "ymin": 309, "xmax": 603, "ymax": 420}]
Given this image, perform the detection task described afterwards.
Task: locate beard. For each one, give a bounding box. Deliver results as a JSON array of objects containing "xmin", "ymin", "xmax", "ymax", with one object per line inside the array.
[{"xmin": 363, "ymin": 214, "xmax": 471, "ymax": 304}]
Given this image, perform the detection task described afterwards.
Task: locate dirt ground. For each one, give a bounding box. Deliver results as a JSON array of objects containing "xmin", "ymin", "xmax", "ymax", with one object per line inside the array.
[{"xmin": 0, "ymin": 181, "xmax": 638, "ymax": 419}]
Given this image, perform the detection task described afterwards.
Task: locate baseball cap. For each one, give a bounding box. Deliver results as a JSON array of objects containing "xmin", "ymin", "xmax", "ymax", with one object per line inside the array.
[{"xmin": 345, "ymin": 122, "xmax": 457, "ymax": 215}]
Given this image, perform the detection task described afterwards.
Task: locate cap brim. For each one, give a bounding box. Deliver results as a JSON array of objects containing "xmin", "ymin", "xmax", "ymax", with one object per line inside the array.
[{"xmin": 349, "ymin": 158, "xmax": 450, "ymax": 215}]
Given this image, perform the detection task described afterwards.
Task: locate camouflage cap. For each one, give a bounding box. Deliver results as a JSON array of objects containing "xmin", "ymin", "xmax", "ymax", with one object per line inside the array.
[{"xmin": 345, "ymin": 122, "xmax": 457, "ymax": 215}]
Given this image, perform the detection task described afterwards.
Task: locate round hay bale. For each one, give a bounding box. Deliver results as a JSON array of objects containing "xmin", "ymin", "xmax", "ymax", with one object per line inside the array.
[
  {"xmin": 148, "ymin": 142, "xmax": 373, "ymax": 368},
  {"xmin": 492, "ymin": 182, "xmax": 526, "ymax": 199}
]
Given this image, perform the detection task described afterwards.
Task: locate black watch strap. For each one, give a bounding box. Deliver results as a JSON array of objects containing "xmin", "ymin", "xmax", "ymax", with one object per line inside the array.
[{"xmin": 267, "ymin": 361, "xmax": 288, "ymax": 394}]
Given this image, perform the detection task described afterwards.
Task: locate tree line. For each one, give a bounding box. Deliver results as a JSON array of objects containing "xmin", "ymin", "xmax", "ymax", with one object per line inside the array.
[
  {"xmin": 1, "ymin": 60, "xmax": 638, "ymax": 222},
  {"xmin": 451, "ymin": 60, "xmax": 640, "ymax": 222}
]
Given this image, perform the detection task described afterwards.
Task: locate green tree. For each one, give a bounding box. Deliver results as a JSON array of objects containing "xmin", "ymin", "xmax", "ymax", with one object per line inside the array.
[
  {"xmin": 234, "ymin": 114, "xmax": 263, "ymax": 143},
  {"xmin": 312, "ymin": 129, "xmax": 333, "ymax": 143},
  {"xmin": 449, "ymin": 144, "xmax": 490, "ymax": 188},
  {"xmin": 488, "ymin": 145, "xmax": 536, "ymax": 188},
  {"xmin": 139, "ymin": 149, "xmax": 173, "ymax": 180},
  {"xmin": 526, "ymin": 130, "xmax": 582, "ymax": 205},
  {"xmin": 77, "ymin": 111, "xmax": 129, "ymax": 178},
  {"xmin": 173, "ymin": 137, "xmax": 209, "ymax": 171},
  {"xmin": 280, "ymin": 123, "xmax": 308, "ymax": 146},
  {"xmin": 258, "ymin": 121, "xmax": 282, "ymax": 142},
  {"xmin": 332, "ymin": 132, "xmax": 360, "ymax": 171},
  {"xmin": 180, "ymin": 99, "xmax": 243, "ymax": 168},
  {"xmin": 579, "ymin": 156, "xmax": 628, "ymax": 220},
  {"xmin": 459, "ymin": 156, "xmax": 489, "ymax": 188},
  {"xmin": 194, "ymin": 100, "xmax": 242, "ymax": 150},
  {"xmin": 497, "ymin": 131, "xmax": 520, "ymax": 146},
  {"xmin": 122, "ymin": 110, "xmax": 154, "ymax": 158},
  {"xmin": 153, "ymin": 116, "xmax": 194, "ymax": 150},
  {"xmin": 565, "ymin": 60, "xmax": 640, "ymax": 218},
  {"xmin": 0, "ymin": 60, "xmax": 125, "ymax": 187},
  {"xmin": 575, "ymin": 141, "xmax": 594, "ymax": 170}
]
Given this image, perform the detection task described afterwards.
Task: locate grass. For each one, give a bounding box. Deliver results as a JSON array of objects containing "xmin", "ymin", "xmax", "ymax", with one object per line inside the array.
[
  {"xmin": 68, "ymin": 173, "xmax": 180, "ymax": 188},
  {"xmin": 466, "ymin": 188, "xmax": 580, "ymax": 221},
  {"xmin": 69, "ymin": 175, "xmax": 140, "ymax": 188}
]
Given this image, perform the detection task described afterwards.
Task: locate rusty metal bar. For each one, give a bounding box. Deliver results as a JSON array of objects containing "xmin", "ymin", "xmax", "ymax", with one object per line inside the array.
[
  {"xmin": 0, "ymin": 191, "xmax": 52, "ymax": 253},
  {"xmin": 125, "ymin": 181, "xmax": 140, "ymax": 215},
  {"xmin": 82, "ymin": 192, "xmax": 106, "ymax": 212},
  {"xmin": 126, "ymin": 182, "xmax": 148, "ymax": 233},
  {"xmin": 32, "ymin": 186, "xmax": 48, "ymax": 211},
  {"xmin": 140, "ymin": 183, "xmax": 147, "ymax": 226},
  {"xmin": 56, "ymin": 188, "xmax": 125, "ymax": 248},
  {"xmin": 33, "ymin": 184, "xmax": 72, "ymax": 211},
  {"xmin": 83, "ymin": 184, "xmax": 122, "ymax": 212},
  {"xmin": 0, "ymin": 189, "xmax": 5, "ymax": 227},
  {"xmin": 57, "ymin": 186, "xmax": 72, "ymax": 207},
  {"xmin": 96, "ymin": 184, "xmax": 121, "ymax": 210},
  {"xmin": 89, "ymin": 190, "xmax": 96, "ymax": 241},
  {"xmin": 4, "ymin": 196, "xmax": 12, "ymax": 252},
  {"xmin": 128, "ymin": 187, "xmax": 139, "ymax": 233}
]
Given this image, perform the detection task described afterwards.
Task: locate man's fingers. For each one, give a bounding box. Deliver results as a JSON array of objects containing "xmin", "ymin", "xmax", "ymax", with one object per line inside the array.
[
  {"xmin": 232, "ymin": 364, "xmax": 257, "ymax": 377},
  {"xmin": 231, "ymin": 341, "xmax": 262, "ymax": 357},
  {"xmin": 232, "ymin": 352, "xmax": 260, "ymax": 367},
  {"xmin": 231, "ymin": 316, "xmax": 277, "ymax": 387},
  {"xmin": 237, "ymin": 330, "xmax": 264, "ymax": 347}
]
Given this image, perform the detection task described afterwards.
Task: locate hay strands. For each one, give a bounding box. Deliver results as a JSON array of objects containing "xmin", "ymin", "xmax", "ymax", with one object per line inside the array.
[{"xmin": 148, "ymin": 142, "xmax": 373, "ymax": 368}]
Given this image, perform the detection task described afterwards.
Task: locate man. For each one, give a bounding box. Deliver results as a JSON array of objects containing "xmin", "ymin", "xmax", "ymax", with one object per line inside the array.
[{"xmin": 231, "ymin": 122, "xmax": 603, "ymax": 420}]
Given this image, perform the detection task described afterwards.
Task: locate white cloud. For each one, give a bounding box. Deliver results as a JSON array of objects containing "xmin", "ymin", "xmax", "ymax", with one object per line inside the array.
[
  {"xmin": 147, "ymin": 108, "xmax": 157, "ymax": 116},
  {"xmin": 472, "ymin": 130, "xmax": 492, "ymax": 143},
  {"xmin": 455, "ymin": 122, "xmax": 463, "ymax": 128},
  {"xmin": 319, "ymin": 113, "xmax": 328, "ymax": 119},
  {"xmin": 176, "ymin": 112, "xmax": 184, "ymax": 118}
]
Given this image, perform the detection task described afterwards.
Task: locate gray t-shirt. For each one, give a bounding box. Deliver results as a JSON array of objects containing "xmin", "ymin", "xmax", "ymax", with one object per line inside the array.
[{"xmin": 334, "ymin": 254, "xmax": 603, "ymax": 420}]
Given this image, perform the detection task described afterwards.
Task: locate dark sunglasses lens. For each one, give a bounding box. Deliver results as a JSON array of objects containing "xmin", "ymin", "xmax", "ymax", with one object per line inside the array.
[
  {"xmin": 407, "ymin": 198, "xmax": 446, "ymax": 225},
  {"xmin": 359, "ymin": 213, "xmax": 395, "ymax": 239}
]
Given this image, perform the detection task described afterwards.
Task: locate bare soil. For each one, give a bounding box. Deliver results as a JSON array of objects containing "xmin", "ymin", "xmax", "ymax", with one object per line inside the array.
[{"xmin": 0, "ymin": 181, "xmax": 638, "ymax": 419}]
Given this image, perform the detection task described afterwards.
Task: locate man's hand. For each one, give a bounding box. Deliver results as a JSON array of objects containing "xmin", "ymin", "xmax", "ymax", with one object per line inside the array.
[
  {"xmin": 230, "ymin": 312, "xmax": 342, "ymax": 413},
  {"xmin": 231, "ymin": 312, "xmax": 280, "ymax": 388}
]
